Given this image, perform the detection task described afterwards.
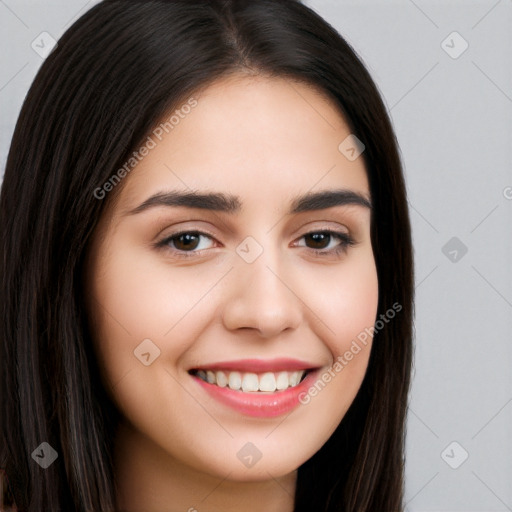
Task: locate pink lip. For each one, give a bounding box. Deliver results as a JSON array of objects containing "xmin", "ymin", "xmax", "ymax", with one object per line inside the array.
[
  {"xmin": 191, "ymin": 368, "xmax": 319, "ymax": 418},
  {"xmin": 190, "ymin": 358, "xmax": 317, "ymax": 373}
]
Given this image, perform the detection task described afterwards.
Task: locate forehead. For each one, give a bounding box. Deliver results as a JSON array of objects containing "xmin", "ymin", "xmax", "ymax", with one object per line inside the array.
[{"xmin": 114, "ymin": 74, "xmax": 369, "ymax": 214}]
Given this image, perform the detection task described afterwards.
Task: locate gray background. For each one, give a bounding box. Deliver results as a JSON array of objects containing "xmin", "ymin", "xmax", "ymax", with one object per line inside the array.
[{"xmin": 1, "ymin": 0, "xmax": 511, "ymax": 510}]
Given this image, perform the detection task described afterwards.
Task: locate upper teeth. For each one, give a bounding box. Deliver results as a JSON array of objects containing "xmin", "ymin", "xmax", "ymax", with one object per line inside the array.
[{"xmin": 195, "ymin": 370, "xmax": 307, "ymax": 392}]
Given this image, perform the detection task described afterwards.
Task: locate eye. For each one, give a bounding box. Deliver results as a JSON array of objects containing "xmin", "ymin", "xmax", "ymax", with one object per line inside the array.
[
  {"xmin": 155, "ymin": 229, "xmax": 356, "ymax": 259},
  {"xmin": 156, "ymin": 231, "xmax": 216, "ymax": 257},
  {"xmin": 295, "ymin": 230, "xmax": 355, "ymax": 256}
]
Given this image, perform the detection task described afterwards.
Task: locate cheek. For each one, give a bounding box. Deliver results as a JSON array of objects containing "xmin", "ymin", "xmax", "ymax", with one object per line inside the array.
[
  {"xmin": 300, "ymin": 248, "xmax": 379, "ymax": 358},
  {"xmin": 87, "ymin": 244, "xmax": 222, "ymax": 386},
  {"xmin": 287, "ymin": 248, "xmax": 378, "ymax": 424},
  {"xmin": 331, "ymin": 266, "xmax": 378, "ymax": 355}
]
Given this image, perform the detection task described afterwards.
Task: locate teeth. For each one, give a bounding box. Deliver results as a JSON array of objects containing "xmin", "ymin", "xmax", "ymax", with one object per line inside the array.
[
  {"xmin": 195, "ymin": 369, "xmax": 307, "ymax": 392},
  {"xmin": 276, "ymin": 371, "xmax": 289, "ymax": 390},
  {"xmin": 241, "ymin": 373, "xmax": 259, "ymax": 392},
  {"xmin": 216, "ymin": 371, "xmax": 228, "ymax": 387},
  {"xmin": 228, "ymin": 371, "xmax": 242, "ymax": 390},
  {"xmin": 259, "ymin": 372, "xmax": 276, "ymax": 392},
  {"xmin": 290, "ymin": 371, "xmax": 301, "ymax": 387}
]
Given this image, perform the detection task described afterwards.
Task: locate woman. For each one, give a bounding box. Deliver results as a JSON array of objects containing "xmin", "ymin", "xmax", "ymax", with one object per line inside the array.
[{"xmin": 0, "ymin": 0, "xmax": 414, "ymax": 510}]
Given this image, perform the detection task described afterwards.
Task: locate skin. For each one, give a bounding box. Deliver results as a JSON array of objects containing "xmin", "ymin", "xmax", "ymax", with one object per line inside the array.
[{"xmin": 84, "ymin": 74, "xmax": 379, "ymax": 512}]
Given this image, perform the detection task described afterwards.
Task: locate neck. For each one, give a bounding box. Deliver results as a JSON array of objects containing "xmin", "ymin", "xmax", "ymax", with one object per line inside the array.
[{"xmin": 113, "ymin": 421, "xmax": 297, "ymax": 512}]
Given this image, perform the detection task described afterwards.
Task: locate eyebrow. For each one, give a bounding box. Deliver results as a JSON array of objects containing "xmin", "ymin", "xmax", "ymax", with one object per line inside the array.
[{"xmin": 123, "ymin": 188, "xmax": 372, "ymax": 216}]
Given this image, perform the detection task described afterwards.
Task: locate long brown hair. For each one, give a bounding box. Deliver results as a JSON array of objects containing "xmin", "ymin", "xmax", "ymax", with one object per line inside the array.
[{"xmin": 0, "ymin": 1, "xmax": 414, "ymax": 510}]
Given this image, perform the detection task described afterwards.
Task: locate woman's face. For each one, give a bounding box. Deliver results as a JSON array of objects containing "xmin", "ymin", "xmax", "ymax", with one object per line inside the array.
[{"xmin": 85, "ymin": 74, "xmax": 378, "ymax": 482}]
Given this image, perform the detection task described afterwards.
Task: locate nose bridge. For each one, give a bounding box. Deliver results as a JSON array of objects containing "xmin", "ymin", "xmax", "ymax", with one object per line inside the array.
[{"xmin": 221, "ymin": 238, "xmax": 303, "ymax": 337}]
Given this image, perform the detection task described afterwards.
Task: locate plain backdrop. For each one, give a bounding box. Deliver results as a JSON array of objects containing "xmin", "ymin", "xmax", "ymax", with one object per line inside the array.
[{"xmin": 1, "ymin": 1, "xmax": 511, "ymax": 510}]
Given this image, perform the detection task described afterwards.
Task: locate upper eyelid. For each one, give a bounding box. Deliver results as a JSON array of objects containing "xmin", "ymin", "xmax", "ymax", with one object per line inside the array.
[
  {"xmin": 157, "ymin": 218, "xmax": 352, "ymax": 238},
  {"xmin": 158, "ymin": 227, "xmax": 352, "ymax": 249},
  {"xmin": 158, "ymin": 231, "xmax": 216, "ymax": 250}
]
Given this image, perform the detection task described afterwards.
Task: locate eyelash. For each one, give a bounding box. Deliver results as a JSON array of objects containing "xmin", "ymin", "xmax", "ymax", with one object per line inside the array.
[{"xmin": 155, "ymin": 229, "xmax": 356, "ymax": 259}]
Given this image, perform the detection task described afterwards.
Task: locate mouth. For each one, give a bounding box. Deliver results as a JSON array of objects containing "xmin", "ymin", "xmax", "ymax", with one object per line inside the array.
[
  {"xmin": 189, "ymin": 368, "xmax": 310, "ymax": 393},
  {"xmin": 187, "ymin": 359, "xmax": 320, "ymax": 418}
]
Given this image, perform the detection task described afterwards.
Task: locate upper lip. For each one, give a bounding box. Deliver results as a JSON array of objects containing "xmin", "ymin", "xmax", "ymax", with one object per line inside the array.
[{"xmin": 189, "ymin": 358, "xmax": 320, "ymax": 373}]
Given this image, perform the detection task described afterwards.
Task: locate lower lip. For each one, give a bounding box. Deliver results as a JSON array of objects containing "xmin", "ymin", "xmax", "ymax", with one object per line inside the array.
[{"xmin": 192, "ymin": 370, "xmax": 318, "ymax": 418}]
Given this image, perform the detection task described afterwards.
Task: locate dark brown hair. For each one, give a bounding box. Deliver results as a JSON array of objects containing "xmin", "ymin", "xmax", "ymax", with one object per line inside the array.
[{"xmin": 0, "ymin": 0, "xmax": 414, "ymax": 510}]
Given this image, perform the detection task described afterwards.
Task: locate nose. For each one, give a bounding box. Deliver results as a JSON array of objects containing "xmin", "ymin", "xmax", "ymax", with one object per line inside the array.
[{"xmin": 221, "ymin": 253, "xmax": 303, "ymax": 338}]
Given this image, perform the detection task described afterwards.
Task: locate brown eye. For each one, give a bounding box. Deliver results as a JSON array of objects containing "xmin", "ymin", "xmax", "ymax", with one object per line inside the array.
[
  {"xmin": 295, "ymin": 230, "xmax": 355, "ymax": 257},
  {"xmin": 172, "ymin": 233, "xmax": 201, "ymax": 251},
  {"xmin": 155, "ymin": 231, "xmax": 219, "ymax": 258},
  {"xmin": 303, "ymin": 232, "xmax": 332, "ymax": 250},
  {"xmin": 156, "ymin": 231, "xmax": 216, "ymax": 257}
]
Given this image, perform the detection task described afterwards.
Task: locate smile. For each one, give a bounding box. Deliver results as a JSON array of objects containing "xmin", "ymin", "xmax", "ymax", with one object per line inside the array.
[
  {"xmin": 191, "ymin": 369, "xmax": 308, "ymax": 392},
  {"xmin": 188, "ymin": 358, "xmax": 320, "ymax": 418}
]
